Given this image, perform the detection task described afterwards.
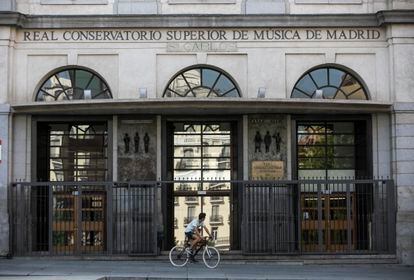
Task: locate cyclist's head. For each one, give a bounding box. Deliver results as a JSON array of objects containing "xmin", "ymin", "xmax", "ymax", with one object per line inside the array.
[{"xmin": 199, "ymin": 212, "xmax": 206, "ymax": 221}]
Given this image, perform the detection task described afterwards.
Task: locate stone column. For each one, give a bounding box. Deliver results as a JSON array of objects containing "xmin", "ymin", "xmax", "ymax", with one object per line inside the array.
[
  {"xmin": 393, "ymin": 104, "xmax": 414, "ymax": 265},
  {"xmin": 389, "ymin": 25, "xmax": 414, "ymax": 265},
  {"xmin": 0, "ymin": 26, "xmax": 13, "ymax": 256},
  {"xmin": 0, "ymin": 104, "xmax": 10, "ymax": 256}
]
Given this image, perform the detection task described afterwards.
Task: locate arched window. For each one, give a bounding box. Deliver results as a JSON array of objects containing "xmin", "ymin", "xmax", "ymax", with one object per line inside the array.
[
  {"xmin": 35, "ymin": 68, "xmax": 112, "ymax": 101},
  {"xmin": 163, "ymin": 66, "xmax": 240, "ymax": 98},
  {"xmin": 291, "ymin": 66, "xmax": 368, "ymax": 100}
]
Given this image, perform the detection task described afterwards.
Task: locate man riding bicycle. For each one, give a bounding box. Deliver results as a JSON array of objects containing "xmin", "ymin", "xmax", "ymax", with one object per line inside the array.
[{"xmin": 184, "ymin": 212, "xmax": 212, "ymax": 262}]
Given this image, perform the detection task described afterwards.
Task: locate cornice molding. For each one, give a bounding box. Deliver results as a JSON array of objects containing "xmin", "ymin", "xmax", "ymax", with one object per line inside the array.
[
  {"xmin": 0, "ymin": 10, "xmax": 413, "ymax": 29},
  {"xmin": 0, "ymin": 12, "xmax": 25, "ymax": 28},
  {"xmin": 11, "ymin": 98, "xmax": 392, "ymax": 115}
]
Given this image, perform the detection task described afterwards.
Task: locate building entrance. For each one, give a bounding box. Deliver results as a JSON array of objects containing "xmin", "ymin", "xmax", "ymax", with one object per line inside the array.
[
  {"xmin": 36, "ymin": 122, "xmax": 108, "ymax": 254},
  {"xmin": 166, "ymin": 122, "xmax": 236, "ymax": 250}
]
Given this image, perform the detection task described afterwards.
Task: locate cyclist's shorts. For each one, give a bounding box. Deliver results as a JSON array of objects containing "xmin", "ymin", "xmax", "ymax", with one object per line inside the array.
[{"xmin": 185, "ymin": 232, "xmax": 194, "ymax": 240}]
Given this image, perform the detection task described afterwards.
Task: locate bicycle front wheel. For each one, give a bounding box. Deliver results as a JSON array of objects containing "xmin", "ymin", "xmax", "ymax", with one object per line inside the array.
[
  {"xmin": 202, "ymin": 246, "xmax": 220, "ymax": 268},
  {"xmin": 169, "ymin": 246, "xmax": 189, "ymax": 267}
]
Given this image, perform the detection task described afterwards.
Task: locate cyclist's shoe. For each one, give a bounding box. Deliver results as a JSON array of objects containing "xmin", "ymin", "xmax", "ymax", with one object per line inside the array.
[
  {"xmin": 190, "ymin": 256, "xmax": 198, "ymax": 263},
  {"xmin": 185, "ymin": 248, "xmax": 193, "ymax": 255}
]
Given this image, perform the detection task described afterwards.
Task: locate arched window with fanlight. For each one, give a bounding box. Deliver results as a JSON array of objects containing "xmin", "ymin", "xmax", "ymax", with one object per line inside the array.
[
  {"xmin": 163, "ymin": 66, "xmax": 241, "ymax": 98},
  {"xmin": 291, "ymin": 66, "xmax": 368, "ymax": 100},
  {"xmin": 35, "ymin": 67, "xmax": 112, "ymax": 101}
]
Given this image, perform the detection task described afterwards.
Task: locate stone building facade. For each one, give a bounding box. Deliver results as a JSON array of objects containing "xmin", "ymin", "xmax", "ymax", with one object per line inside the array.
[{"xmin": 0, "ymin": 0, "xmax": 413, "ymax": 264}]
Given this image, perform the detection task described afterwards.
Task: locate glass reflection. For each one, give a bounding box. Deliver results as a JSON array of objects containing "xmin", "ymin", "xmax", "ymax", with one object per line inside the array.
[
  {"xmin": 297, "ymin": 122, "xmax": 356, "ymax": 177},
  {"xmin": 165, "ymin": 67, "xmax": 240, "ymax": 98},
  {"xmin": 173, "ymin": 122, "xmax": 231, "ymax": 184},
  {"xmin": 48, "ymin": 123, "xmax": 108, "ymax": 182},
  {"xmin": 173, "ymin": 196, "xmax": 230, "ymax": 250},
  {"xmin": 291, "ymin": 67, "xmax": 368, "ymax": 100},
  {"xmin": 202, "ymin": 69, "xmax": 220, "ymax": 88},
  {"xmin": 173, "ymin": 122, "xmax": 232, "ymax": 250},
  {"xmin": 36, "ymin": 69, "xmax": 111, "ymax": 102}
]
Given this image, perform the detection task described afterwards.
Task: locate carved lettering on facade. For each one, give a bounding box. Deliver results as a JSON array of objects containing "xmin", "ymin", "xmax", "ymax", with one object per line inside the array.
[
  {"xmin": 21, "ymin": 28, "xmax": 384, "ymax": 43},
  {"xmin": 167, "ymin": 42, "xmax": 237, "ymax": 52}
]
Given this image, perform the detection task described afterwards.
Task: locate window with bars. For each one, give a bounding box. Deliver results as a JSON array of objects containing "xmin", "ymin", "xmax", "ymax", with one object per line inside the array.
[
  {"xmin": 296, "ymin": 121, "xmax": 356, "ymax": 179},
  {"xmin": 47, "ymin": 123, "xmax": 108, "ymax": 181},
  {"xmin": 291, "ymin": 66, "xmax": 368, "ymax": 100},
  {"xmin": 163, "ymin": 66, "xmax": 240, "ymax": 98},
  {"xmin": 172, "ymin": 123, "xmax": 232, "ymax": 191},
  {"xmin": 36, "ymin": 68, "xmax": 112, "ymax": 102}
]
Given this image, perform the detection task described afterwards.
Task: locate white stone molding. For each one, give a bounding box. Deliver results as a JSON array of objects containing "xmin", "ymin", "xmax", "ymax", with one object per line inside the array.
[
  {"xmin": 168, "ymin": 0, "xmax": 236, "ymax": 4},
  {"xmin": 295, "ymin": 0, "xmax": 362, "ymax": 4},
  {"xmin": 40, "ymin": 0, "xmax": 109, "ymax": 5}
]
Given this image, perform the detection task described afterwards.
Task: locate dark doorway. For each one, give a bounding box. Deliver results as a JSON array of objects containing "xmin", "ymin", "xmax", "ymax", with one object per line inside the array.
[
  {"xmin": 164, "ymin": 121, "xmax": 240, "ymax": 250},
  {"xmin": 35, "ymin": 122, "xmax": 108, "ymax": 254}
]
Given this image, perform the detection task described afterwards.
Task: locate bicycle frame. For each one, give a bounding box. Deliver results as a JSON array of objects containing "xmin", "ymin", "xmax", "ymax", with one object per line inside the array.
[{"xmin": 170, "ymin": 236, "xmax": 220, "ymax": 268}]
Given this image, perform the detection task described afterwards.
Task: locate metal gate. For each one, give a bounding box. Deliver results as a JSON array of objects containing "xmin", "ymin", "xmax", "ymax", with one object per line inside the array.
[
  {"xmin": 241, "ymin": 179, "xmax": 396, "ymax": 255},
  {"xmin": 10, "ymin": 182, "xmax": 158, "ymax": 256}
]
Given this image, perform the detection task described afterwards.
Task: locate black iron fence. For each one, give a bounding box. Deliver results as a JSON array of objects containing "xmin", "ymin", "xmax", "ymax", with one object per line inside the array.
[
  {"xmin": 10, "ymin": 178, "xmax": 395, "ymax": 256},
  {"xmin": 242, "ymin": 178, "xmax": 396, "ymax": 254},
  {"xmin": 10, "ymin": 182, "xmax": 158, "ymax": 256}
]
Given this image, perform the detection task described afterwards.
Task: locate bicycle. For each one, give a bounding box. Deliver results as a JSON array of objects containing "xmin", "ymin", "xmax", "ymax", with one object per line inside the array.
[{"xmin": 169, "ymin": 236, "xmax": 220, "ymax": 268}]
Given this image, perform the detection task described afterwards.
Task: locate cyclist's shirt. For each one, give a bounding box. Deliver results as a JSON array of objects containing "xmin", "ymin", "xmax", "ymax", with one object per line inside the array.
[{"xmin": 185, "ymin": 218, "xmax": 204, "ymax": 234}]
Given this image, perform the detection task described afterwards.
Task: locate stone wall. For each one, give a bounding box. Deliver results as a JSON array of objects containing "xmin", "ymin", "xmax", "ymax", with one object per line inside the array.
[
  {"xmin": 117, "ymin": 118, "xmax": 157, "ymax": 181},
  {"xmin": 390, "ymin": 24, "xmax": 414, "ymax": 265},
  {"xmin": 248, "ymin": 115, "xmax": 288, "ymax": 179},
  {"xmin": 0, "ymin": 105, "xmax": 10, "ymax": 256},
  {"xmin": 393, "ymin": 105, "xmax": 414, "ymax": 265}
]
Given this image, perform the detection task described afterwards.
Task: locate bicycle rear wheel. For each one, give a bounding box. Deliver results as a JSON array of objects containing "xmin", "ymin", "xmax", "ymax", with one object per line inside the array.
[
  {"xmin": 169, "ymin": 246, "xmax": 189, "ymax": 267},
  {"xmin": 202, "ymin": 247, "xmax": 220, "ymax": 268}
]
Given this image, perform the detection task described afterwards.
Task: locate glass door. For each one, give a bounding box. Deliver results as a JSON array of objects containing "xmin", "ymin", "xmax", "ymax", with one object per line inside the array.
[
  {"xmin": 171, "ymin": 123, "xmax": 232, "ymax": 250},
  {"xmin": 296, "ymin": 121, "xmax": 366, "ymax": 252},
  {"xmin": 37, "ymin": 122, "xmax": 108, "ymax": 254}
]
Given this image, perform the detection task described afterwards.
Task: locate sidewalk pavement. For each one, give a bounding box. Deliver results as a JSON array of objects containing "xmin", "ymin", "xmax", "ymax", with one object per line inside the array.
[{"xmin": 0, "ymin": 258, "xmax": 413, "ymax": 280}]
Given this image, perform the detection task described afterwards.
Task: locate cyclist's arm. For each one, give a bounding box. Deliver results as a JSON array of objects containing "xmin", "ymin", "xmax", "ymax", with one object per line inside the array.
[
  {"xmin": 203, "ymin": 226, "xmax": 212, "ymax": 238},
  {"xmin": 194, "ymin": 229, "xmax": 202, "ymax": 239}
]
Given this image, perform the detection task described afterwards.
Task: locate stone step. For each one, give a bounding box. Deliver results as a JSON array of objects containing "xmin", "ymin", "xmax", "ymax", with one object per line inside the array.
[{"xmin": 16, "ymin": 253, "xmax": 397, "ymax": 265}]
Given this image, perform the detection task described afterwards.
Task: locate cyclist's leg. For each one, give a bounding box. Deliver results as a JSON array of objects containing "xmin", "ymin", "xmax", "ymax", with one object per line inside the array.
[{"xmin": 185, "ymin": 232, "xmax": 195, "ymax": 252}]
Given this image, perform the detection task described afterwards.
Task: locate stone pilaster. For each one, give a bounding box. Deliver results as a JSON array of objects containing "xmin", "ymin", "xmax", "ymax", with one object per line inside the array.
[
  {"xmin": 0, "ymin": 104, "xmax": 10, "ymax": 256},
  {"xmin": 393, "ymin": 103, "xmax": 414, "ymax": 265},
  {"xmin": 389, "ymin": 23, "xmax": 414, "ymax": 265}
]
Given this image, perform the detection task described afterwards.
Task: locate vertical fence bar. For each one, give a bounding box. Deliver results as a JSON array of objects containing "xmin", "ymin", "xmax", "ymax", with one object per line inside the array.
[
  {"xmin": 386, "ymin": 179, "xmax": 396, "ymax": 253},
  {"xmin": 48, "ymin": 185, "xmax": 53, "ymax": 255},
  {"xmin": 297, "ymin": 182, "xmax": 302, "ymax": 253},
  {"xmin": 76, "ymin": 185, "xmax": 82, "ymax": 256},
  {"xmin": 106, "ymin": 183, "xmax": 113, "ymax": 255},
  {"xmin": 15, "ymin": 184, "xmax": 21, "ymax": 255},
  {"xmin": 153, "ymin": 184, "xmax": 157, "ymax": 254},
  {"xmin": 346, "ymin": 182, "xmax": 351, "ymax": 252},
  {"xmin": 270, "ymin": 185, "xmax": 275, "ymax": 254},
  {"xmin": 373, "ymin": 180, "xmax": 379, "ymax": 252},
  {"xmin": 128, "ymin": 183, "xmax": 132, "ymax": 255},
  {"xmin": 317, "ymin": 182, "xmax": 323, "ymax": 252},
  {"xmin": 242, "ymin": 182, "xmax": 246, "ymax": 253}
]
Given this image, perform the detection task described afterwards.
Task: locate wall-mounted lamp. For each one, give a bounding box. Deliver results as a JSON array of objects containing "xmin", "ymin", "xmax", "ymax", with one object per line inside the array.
[
  {"xmin": 139, "ymin": 88, "xmax": 148, "ymax": 98},
  {"xmin": 257, "ymin": 87, "xmax": 266, "ymax": 98},
  {"xmin": 314, "ymin": 89, "xmax": 323, "ymax": 99},
  {"xmin": 84, "ymin": 89, "xmax": 92, "ymax": 99}
]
